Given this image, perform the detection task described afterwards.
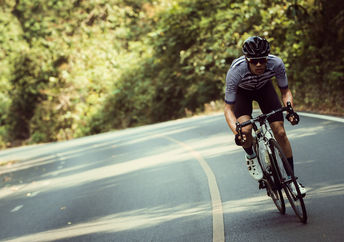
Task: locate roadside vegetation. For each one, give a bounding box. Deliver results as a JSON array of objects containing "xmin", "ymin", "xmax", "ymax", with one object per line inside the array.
[{"xmin": 0, "ymin": 0, "xmax": 343, "ymax": 148}]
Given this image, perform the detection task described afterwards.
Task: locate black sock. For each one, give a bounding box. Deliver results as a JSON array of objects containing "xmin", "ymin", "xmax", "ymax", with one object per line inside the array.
[
  {"xmin": 286, "ymin": 157, "xmax": 294, "ymax": 176},
  {"xmin": 244, "ymin": 146, "xmax": 254, "ymax": 156}
]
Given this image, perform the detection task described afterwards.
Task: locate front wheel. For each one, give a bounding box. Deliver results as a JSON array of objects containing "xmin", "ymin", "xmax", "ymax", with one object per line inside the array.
[
  {"xmin": 254, "ymin": 138, "xmax": 285, "ymax": 214},
  {"xmin": 263, "ymin": 176, "xmax": 285, "ymax": 214},
  {"xmin": 269, "ymin": 139, "xmax": 308, "ymax": 223}
]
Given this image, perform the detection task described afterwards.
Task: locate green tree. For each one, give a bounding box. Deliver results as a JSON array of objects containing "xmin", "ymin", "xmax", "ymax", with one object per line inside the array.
[{"xmin": 0, "ymin": 0, "xmax": 343, "ymax": 148}]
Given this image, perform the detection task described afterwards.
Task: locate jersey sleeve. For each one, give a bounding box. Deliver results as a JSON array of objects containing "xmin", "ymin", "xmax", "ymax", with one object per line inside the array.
[
  {"xmin": 225, "ymin": 68, "xmax": 241, "ymax": 104},
  {"xmin": 274, "ymin": 57, "xmax": 288, "ymax": 89}
]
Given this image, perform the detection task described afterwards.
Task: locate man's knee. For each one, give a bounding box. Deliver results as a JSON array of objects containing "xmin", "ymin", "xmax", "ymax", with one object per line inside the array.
[
  {"xmin": 275, "ymin": 129, "xmax": 287, "ymax": 141},
  {"xmin": 241, "ymin": 125, "xmax": 252, "ymax": 136},
  {"xmin": 271, "ymin": 122, "xmax": 288, "ymax": 140}
]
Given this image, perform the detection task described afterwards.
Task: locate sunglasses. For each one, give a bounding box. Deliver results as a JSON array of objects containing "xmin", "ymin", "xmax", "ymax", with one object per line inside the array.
[{"xmin": 247, "ymin": 57, "xmax": 268, "ymax": 65}]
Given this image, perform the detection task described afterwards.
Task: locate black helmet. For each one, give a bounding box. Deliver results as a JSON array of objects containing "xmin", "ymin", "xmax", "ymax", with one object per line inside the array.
[{"xmin": 242, "ymin": 36, "xmax": 270, "ymax": 58}]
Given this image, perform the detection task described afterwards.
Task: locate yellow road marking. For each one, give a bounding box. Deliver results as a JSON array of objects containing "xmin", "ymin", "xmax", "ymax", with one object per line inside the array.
[{"xmin": 162, "ymin": 136, "xmax": 225, "ymax": 242}]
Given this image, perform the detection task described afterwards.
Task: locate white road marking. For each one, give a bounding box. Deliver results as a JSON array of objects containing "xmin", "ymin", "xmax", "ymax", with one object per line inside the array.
[
  {"xmin": 299, "ymin": 112, "xmax": 344, "ymax": 123},
  {"xmin": 27, "ymin": 191, "xmax": 40, "ymax": 197},
  {"xmin": 11, "ymin": 205, "xmax": 23, "ymax": 213},
  {"xmin": 162, "ymin": 136, "xmax": 225, "ymax": 242}
]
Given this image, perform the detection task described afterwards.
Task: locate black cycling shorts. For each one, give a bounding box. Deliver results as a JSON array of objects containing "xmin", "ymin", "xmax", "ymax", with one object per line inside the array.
[{"xmin": 234, "ymin": 81, "xmax": 283, "ymax": 123}]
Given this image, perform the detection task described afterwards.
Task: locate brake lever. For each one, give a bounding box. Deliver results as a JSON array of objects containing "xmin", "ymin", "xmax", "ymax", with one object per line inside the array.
[
  {"xmin": 285, "ymin": 102, "xmax": 300, "ymax": 124},
  {"xmin": 235, "ymin": 121, "xmax": 245, "ymax": 145},
  {"xmin": 235, "ymin": 121, "xmax": 241, "ymax": 134},
  {"xmin": 286, "ymin": 101, "xmax": 293, "ymax": 113}
]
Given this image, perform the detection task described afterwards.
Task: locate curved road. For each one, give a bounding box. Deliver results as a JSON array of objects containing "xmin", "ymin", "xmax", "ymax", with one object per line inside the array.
[{"xmin": 0, "ymin": 112, "xmax": 343, "ymax": 242}]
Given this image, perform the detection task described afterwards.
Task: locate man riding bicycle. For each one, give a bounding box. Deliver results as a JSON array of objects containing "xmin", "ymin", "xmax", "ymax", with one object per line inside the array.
[{"xmin": 224, "ymin": 36, "xmax": 306, "ymax": 195}]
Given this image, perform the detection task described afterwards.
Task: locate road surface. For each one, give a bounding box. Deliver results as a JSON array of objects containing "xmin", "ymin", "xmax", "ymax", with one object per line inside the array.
[{"xmin": 0, "ymin": 112, "xmax": 343, "ymax": 242}]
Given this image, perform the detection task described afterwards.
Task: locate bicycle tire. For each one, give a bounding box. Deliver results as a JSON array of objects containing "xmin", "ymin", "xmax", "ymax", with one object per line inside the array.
[
  {"xmin": 254, "ymin": 139, "xmax": 285, "ymax": 214},
  {"xmin": 269, "ymin": 139, "xmax": 307, "ymax": 223},
  {"xmin": 263, "ymin": 175, "xmax": 285, "ymax": 214}
]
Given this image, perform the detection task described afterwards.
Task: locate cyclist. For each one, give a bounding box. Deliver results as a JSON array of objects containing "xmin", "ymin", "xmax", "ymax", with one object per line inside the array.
[{"xmin": 224, "ymin": 36, "xmax": 306, "ymax": 195}]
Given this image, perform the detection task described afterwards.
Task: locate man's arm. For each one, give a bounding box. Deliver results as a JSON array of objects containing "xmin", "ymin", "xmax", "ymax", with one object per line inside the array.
[
  {"xmin": 224, "ymin": 103, "xmax": 237, "ymax": 134},
  {"xmin": 280, "ymin": 87, "xmax": 294, "ymax": 107},
  {"xmin": 280, "ymin": 87, "xmax": 299, "ymax": 125}
]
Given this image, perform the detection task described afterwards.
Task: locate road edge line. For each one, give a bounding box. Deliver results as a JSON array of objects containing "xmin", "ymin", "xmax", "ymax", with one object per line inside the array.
[
  {"xmin": 298, "ymin": 112, "xmax": 344, "ymax": 123},
  {"xmin": 162, "ymin": 136, "xmax": 225, "ymax": 242}
]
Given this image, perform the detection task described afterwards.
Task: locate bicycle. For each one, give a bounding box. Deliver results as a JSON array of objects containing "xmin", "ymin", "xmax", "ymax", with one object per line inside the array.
[{"xmin": 236, "ymin": 102, "xmax": 307, "ymax": 223}]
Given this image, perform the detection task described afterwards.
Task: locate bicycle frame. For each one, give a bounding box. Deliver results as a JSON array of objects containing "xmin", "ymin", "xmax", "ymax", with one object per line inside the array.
[
  {"xmin": 242, "ymin": 110, "xmax": 287, "ymax": 188},
  {"xmin": 252, "ymin": 118, "xmax": 274, "ymax": 148},
  {"xmin": 253, "ymin": 121, "xmax": 285, "ymax": 188}
]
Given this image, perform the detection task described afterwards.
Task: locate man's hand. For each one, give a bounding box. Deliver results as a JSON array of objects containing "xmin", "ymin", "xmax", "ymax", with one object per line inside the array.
[
  {"xmin": 235, "ymin": 133, "xmax": 247, "ymax": 146},
  {"xmin": 286, "ymin": 112, "xmax": 300, "ymax": 125},
  {"xmin": 280, "ymin": 88, "xmax": 298, "ymax": 125}
]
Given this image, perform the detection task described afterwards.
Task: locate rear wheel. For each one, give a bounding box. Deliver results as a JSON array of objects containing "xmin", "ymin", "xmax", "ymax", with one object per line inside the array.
[{"xmin": 269, "ymin": 139, "xmax": 307, "ymax": 223}]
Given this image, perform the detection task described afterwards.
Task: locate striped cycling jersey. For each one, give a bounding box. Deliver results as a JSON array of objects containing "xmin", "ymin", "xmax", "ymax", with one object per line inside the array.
[{"xmin": 225, "ymin": 54, "xmax": 288, "ymax": 104}]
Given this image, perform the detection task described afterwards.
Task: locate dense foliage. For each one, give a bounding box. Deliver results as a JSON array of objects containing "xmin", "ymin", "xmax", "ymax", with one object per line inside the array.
[{"xmin": 0, "ymin": 0, "xmax": 343, "ymax": 148}]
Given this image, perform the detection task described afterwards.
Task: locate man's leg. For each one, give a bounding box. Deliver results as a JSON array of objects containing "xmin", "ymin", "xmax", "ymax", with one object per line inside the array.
[
  {"xmin": 237, "ymin": 115, "xmax": 253, "ymax": 149},
  {"xmin": 270, "ymin": 121, "xmax": 292, "ymax": 157},
  {"xmin": 270, "ymin": 121, "xmax": 294, "ymax": 172},
  {"xmin": 256, "ymin": 82, "xmax": 294, "ymax": 172},
  {"xmin": 270, "ymin": 120, "xmax": 307, "ymax": 195},
  {"xmin": 234, "ymin": 88, "xmax": 254, "ymax": 155},
  {"xmin": 234, "ymin": 89, "xmax": 263, "ymax": 180},
  {"xmin": 237, "ymin": 115, "xmax": 263, "ymax": 180}
]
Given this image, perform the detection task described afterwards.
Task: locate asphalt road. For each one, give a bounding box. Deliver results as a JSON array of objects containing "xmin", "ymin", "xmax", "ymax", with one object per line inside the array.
[{"xmin": 0, "ymin": 112, "xmax": 344, "ymax": 242}]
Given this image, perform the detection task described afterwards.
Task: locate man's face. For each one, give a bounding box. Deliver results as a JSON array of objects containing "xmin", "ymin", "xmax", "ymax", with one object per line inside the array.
[{"xmin": 247, "ymin": 57, "xmax": 267, "ymax": 75}]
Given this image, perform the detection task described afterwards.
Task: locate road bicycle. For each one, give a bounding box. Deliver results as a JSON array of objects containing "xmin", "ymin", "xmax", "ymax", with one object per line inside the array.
[{"xmin": 236, "ymin": 102, "xmax": 307, "ymax": 223}]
